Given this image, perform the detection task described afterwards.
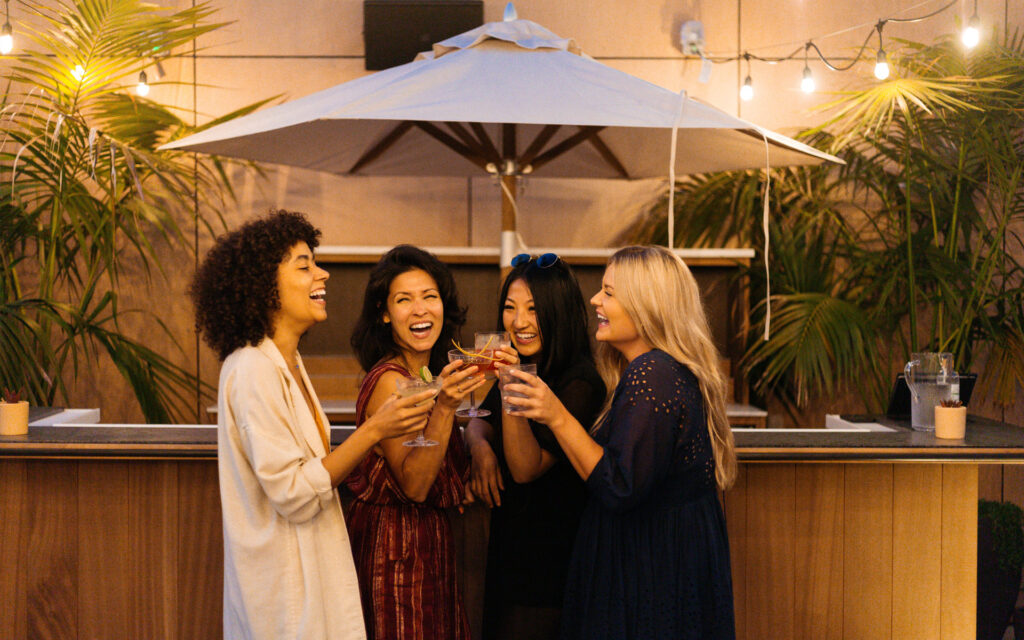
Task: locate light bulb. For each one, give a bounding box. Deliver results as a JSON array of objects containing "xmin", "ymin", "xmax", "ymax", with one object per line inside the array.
[
  {"xmin": 740, "ymin": 75, "xmax": 753, "ymax": 101},
  {"xmin": 0, "ymin": 23, "xmax": 12, "ymax": 55},
  {"xmin": 135, "ymin": 70, "xmax": 149, "ymax": 96},
  {"xmin": 801, "ymin": 66, "xmax": 815, "ymax": 93},
  {"xmin": 72, "ymin": 64, "xmax": 85, "ymax": 81},
  {"xmin": 874, "ymin": 50, "xmax": 890, "ymax": 80},
  {"xmin": 962, "ymin": 15, "xmax": 980, "ymax": 49}
]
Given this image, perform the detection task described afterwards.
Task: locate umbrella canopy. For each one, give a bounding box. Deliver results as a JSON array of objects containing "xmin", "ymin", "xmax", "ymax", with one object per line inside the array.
[{"xmin": 162, "ymin": 7, "xmax": 840, "ymax": 260}]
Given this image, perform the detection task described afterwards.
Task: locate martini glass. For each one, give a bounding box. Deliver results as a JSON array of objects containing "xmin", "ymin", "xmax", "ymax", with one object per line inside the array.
[
  {"xmin": 448, "ymin": 348, "xmax": 492, "ymax": 418},
  {"xmin": 395, "ymin": 376, "xmax": 442, "ymax": 447}
]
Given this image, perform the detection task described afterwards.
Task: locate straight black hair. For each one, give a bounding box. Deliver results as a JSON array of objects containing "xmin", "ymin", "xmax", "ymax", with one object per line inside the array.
[
  {"xmin": 496, "ymin": 257, "xmax": 592, "ymax": 381},
  {"xmin": 351, "ymin": 245, "xmax": 466, "ymax": 373}
]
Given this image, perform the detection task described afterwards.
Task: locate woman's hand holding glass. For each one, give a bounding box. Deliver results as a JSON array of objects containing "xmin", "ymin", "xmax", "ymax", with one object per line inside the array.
[
  {"xmin": 365, "ymin": 389, "xmax": 437, "ymax": 440},
  {"xmin": 502, "ymin": 368, "xmax": 569, "ymax": 427},
  {"xmin": 436, "ymin": 359, "xmax": 486, "ymax": 411}
]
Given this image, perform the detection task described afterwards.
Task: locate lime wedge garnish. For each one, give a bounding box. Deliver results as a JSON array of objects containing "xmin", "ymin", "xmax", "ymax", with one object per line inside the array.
[{"xmin": 419, "ymin": 366, "xmax": 433, "ymax": 383}]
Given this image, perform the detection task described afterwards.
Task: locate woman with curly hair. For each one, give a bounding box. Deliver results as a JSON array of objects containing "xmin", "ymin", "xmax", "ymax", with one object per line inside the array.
[
  {"xmin": 345, "ymin": 244, "xmax": 484, "ymax": 639},
  {"xmin": 191, "ymin": 211, "xmax": 435, "ymax": 640},
  {"xmin": 503, "ymin": 245, "xmax": 737, "ymax": 639}
]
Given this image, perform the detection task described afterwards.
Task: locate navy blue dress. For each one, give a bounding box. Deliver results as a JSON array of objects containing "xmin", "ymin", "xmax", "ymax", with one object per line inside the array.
[{"xmin": 561, "ymin": 350, "xmax": 735, "ymax": 640}]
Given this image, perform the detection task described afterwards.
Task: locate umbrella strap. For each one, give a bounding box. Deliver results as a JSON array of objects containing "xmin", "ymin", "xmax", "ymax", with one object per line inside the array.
[
  {"xmin": 761, "ymin": 131, "xmax": 771, "ymax": 341},
  {"xmin": 667, "ymin": 91, "xmax": 687, "ymax": 250}
]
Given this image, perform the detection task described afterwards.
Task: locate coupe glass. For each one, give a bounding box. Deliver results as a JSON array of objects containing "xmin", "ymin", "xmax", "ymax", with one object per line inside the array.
[
  {"xmin": 448, "ymin": 348, "xmax": 492, "ymax": 418},
  {"xmin": 395, "ymin": 376, "xmax": 442, "ymax": 447}
]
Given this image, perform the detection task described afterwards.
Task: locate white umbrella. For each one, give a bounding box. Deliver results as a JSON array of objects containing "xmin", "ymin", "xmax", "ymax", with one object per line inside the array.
[{"xmin": 162, "ymin": 4, "xmax": 840, "ymax": 265}]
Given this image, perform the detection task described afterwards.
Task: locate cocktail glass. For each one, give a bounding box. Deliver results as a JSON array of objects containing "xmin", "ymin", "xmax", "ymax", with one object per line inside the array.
[
  {"xmin": 448, "ymin": 348, "xmax": 492, "ymax": 418},
  {"xmin": 395, "ymin": 376, "xmax": 442, "ymax": 447}
]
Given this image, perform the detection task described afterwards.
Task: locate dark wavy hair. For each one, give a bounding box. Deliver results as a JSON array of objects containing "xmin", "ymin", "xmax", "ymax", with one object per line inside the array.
[
  {"xmin": 190, "ymin": 210, "xmax": 321, "ymax": 361},
  {"xmin": 496, "ymin": 257, "xmax": 593, "ymax": 380},
  {"xmin": 351, "ymin": 245, "xmax": 466, "ymax": 373}
]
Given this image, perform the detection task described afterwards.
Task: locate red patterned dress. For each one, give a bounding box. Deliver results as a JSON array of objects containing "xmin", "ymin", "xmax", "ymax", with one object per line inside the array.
[{"xmin": 345, "ymin": 362, "xmax": 471, "ymax": 640}]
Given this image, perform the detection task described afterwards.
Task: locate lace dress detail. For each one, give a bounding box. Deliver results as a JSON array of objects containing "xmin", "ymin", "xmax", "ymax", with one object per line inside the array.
[{"xmin": 560, "ymin": 350, "xmax": 735, "ymax": 640}]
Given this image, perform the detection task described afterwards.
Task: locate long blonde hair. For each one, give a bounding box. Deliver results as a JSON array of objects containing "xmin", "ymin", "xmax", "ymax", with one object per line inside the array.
[{"xmin": 594, "ymin": 245, "xmax": 737, "ymax": 490}]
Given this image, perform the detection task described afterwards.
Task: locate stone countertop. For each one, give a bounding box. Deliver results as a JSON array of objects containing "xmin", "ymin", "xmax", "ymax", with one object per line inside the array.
[{"xmin": 2, "ymin": 415, "xmax": 1022, "ymax": 462}]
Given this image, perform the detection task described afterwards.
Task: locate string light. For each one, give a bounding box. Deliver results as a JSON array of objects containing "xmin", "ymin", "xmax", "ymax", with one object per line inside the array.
[
  {"xmin": 135, "ymin": 70, "xmax": 149, "ymax": 96},
  {"xmin": 962, "ymin": 0, "xmax": 980, "ymax": 48},
  {"xmin": 717, "ymin": 0, "xmax": 967, "ymax": 102},
  {"xmin": 740, "ymin": 53, "xmax": 753, "ymax": 101},
  {"xmin": 874, "ymin": 23, "xmax": 890, "ymax": 80},
  {"xmin": 801, "ymin": 44, "xmax": 815, "ymax": 93},
  {"xmin": 0, "ymin": 1, "xmax": 13, "ymax": 55},
  {"xmin": 71, "ymin": 64, "xmax": 85, "ymax": 81}
]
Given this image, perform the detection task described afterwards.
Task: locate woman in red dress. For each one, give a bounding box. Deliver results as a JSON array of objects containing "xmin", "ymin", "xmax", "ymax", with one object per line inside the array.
[{"xmin": 346, "ymin": 245, "xmax": 484, "ymax": 639}]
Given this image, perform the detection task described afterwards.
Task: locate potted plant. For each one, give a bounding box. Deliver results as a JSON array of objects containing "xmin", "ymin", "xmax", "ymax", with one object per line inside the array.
[
  {"xmin": 978, "ymin": 500, "xmax": 1024, "ymax": 640},
  {"xmin": 0, "ymin": 388, "xmax": 29, "ymax": 435}
]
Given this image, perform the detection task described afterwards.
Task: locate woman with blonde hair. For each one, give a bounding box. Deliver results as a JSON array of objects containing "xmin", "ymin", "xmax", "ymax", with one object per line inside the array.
[{"xmin": 503, "ymin": 245, "xmax": 736, "ymax": 639}]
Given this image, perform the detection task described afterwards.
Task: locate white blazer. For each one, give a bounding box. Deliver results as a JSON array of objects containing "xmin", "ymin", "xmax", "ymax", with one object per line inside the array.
[{"xmin": 218, "ymin": 339, "xmax": 365, "ymax": 640}]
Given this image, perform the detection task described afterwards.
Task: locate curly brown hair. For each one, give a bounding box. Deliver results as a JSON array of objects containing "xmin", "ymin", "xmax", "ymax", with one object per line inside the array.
[{"xmin": 190, "ymin": 210, "xmax": 321, "ymax": 361}]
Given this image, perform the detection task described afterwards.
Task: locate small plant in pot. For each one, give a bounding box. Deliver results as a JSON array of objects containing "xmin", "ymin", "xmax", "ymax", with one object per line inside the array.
[
  {"xmin": 0, "ymin": 388, "xmax": 29, "ymax": 436},
  {"xmin": 978, "ymin": 499, "xmax": 1024, "ymax": 640}
]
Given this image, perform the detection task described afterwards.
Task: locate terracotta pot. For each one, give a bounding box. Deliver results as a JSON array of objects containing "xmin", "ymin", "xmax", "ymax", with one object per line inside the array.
[
  {"xmin": 934, "ymin": 405, "xmax": 967, "ymax": 439},
  {"xmin": 0, "ymin": 400, "xmax": 29, "ymax": 435}
]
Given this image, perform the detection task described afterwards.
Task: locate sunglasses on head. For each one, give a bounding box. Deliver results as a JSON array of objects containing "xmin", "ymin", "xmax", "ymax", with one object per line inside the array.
[{"xmin": 510, "ymin": 253, "xmax": 560, "ymax": 268}]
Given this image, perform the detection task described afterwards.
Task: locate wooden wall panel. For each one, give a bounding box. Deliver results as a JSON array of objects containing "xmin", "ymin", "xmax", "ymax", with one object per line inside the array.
[
  {"xmin": 745, "ymin": 464, "xmax": 796, "ymax": 638},
  {"xmin": 978, "ymin": 464, "xmax": 1002, "ymax": 500},
  {"xmin": 892, "ymin": 465, "xmax": 942, "ymax": 637},
  {"xmin": 940, "ymin": 464, "xmax": 978, "ymax": 639},
  {"xmin": 24, "ymin": 461, "xmax": 78, "ymax": 640},
  {"xmin": 722, "ymin": 465, "xmax": 748, "ymax": 639},
  {"xmin": 176, "ymin": 461, "xmax": 224, "ymax": 640},
  {"xmin": 77, "ymin": 462, "xmax": 132, "ymax": 639},
  {"xmin": 794, "ymin": 464, "xmax": 844, "ymax": 640},
  {"xmin": 1001, "ymin": 465, "xmax": 1024, "ymax": 507},
  {"xmin": 129, "ymin": 461, "xmax": 180, "ymax": 638},
  {"xmin": 843, "ymin": 464, "xmax": 893, "ymax": 640},
  {"xmin": 0, "ymin": 461, "xmax": 27, "ymax": 639}
]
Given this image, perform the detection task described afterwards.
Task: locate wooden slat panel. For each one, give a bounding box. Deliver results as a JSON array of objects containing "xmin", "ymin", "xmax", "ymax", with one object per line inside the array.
[
  {"xmin": 892, "ymin": 464, "xmax": 942, "ymax": 638},
  {"xmin": 24, "ymin": 461, "xmax": 78, "ymax": 640},
  {"xmin": 0, "ymin": 460, "xmax": 27, "ymax": 639},
  {"xmin": 844, "ymin": 464, "xmax": 893, "ymax": 640},
  {"xmin": 177, "ymin": 461, "xmax": 224, "ymax": 639},
  {"xmin": 129, "ymin": 461, "xmax": 179, "ymax": 638},
  {"xmin": 1001, "ymin": 465, "xmax": 1024, "ymax": 507},
  {"xmin": 723, "ymin": 465, "xmax": 748, "ymax": 639},
  {"xmin": 794, "ymin": 464, "xmax": 844, "ymax": 640},
  {"xmin": 78, "ymin": 462, "xmax": 131, "ymax": 639},
  {"xmin": 940, "ymin": 464, "xmax": 978, "ymax": 639},
  {"xmin": 978, "ymin": 465, "xmax": 1002, "ymax": 501},
  {"xmin": 745, "ymin": 464, "xmax": 795, "ymax": 639}
]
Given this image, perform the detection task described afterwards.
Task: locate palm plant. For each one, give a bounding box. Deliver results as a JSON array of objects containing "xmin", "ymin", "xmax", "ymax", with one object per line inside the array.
[
  {"xmin": 0, "ymin": 0, "xmax": 271, "ymax": 422},
  {"xmin": 629, "ymin": 32, "xmax": 1024, "ymax": 413}
]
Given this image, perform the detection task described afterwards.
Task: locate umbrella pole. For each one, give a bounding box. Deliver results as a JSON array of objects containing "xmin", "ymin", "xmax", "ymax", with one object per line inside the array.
[{"xmin": 500, "ymin": 173, "xmax": 518, "ymax": 279}]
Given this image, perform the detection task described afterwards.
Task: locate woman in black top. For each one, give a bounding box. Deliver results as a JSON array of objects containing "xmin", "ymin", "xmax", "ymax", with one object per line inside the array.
[
  {"xmin": 502, "ymin": 245, "xmax": 737, "ymax": 640},
  {"xmin": 465, "ymin": 253, "xmax": 604, "ymax": 640}
]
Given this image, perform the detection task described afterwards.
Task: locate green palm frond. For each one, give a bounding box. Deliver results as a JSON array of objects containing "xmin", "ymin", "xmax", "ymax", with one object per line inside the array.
[{"xmin": 1, "ymin": 0, "xmax": 265, "ymax": 421}]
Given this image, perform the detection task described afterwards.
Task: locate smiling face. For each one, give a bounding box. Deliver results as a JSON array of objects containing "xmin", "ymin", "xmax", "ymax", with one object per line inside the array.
[
  {"xmin": 590, "ymin": 264, "xmax": 649, "ymax": 361},
  {"xmin": 383, "ymin": 268, "xmax": 444, "ymax": 359},
  {"xmin": 272, "ymin": 241, "xmax": 329, "ymax": 339},
  {"xmin": 502, "ymin": 278, "xmax": 542, "ymax": 358}
]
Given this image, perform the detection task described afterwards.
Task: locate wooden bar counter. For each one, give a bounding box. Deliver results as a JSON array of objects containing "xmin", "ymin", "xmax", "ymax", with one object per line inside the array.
[{"xmin": 2, "ymin": 417, "xmax": 1022, "ymax": 639}]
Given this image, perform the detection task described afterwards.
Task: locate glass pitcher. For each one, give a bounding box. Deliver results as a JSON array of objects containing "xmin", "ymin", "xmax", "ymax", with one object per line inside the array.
[{"xmin": 904, "ymin": 352, "xmax": 956, "ymax": 431}]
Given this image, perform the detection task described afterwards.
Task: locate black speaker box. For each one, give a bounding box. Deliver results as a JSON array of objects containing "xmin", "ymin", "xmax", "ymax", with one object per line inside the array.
[{"xmin": 363, "ymin": 0, "xmax": 484, "ymax": 70}]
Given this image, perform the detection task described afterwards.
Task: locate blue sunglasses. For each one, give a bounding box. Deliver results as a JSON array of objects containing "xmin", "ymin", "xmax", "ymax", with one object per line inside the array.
[{"xmin": 511, "ymin": 252, "xmax": 560, "ymax": 268}]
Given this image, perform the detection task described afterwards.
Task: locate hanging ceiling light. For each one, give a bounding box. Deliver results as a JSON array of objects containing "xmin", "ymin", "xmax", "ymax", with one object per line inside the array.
[
  {"xmin": 873, "ymin": 22, "xmax": 890, "ymax": 80},
  {"xmin": 962, "ymin": 13, "xmax": 981, "ymax": 48},
  {"xmin": 800, "ymin": 44, "xmax": 815, "ymax": 93}
]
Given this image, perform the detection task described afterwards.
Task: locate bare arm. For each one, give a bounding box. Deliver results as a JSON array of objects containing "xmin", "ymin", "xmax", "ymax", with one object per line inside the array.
[
  {"xmin": 500, "ymin": 412, "xmax": 555, "ymax": 483},
  {"xmin": 465, "ymin": 416, "xmax": 504, "ymax": 507},
  {"xmin": 371, "ymin": 363, "xmax": 484, "ymax": 502}
]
